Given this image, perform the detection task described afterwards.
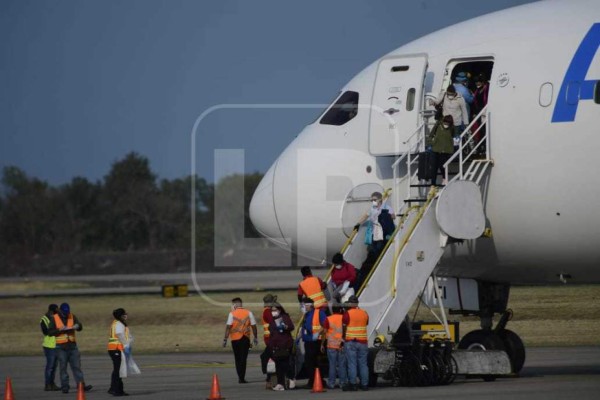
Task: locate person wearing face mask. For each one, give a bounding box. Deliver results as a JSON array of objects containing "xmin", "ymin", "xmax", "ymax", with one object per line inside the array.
[
  {"xmin": 429, "ymin": 115, "xmax": 456, "ymax": 186},
  {"xmin": 328, "ymin": 253, "xmax": 356, "ymax": 305},
  {"xmin": 223, "ymin": 297, "xmax": 258, "ymax": 384},
  {"xmin": 261, "ymin": 293, "xmax": 277, "ymax": 389},
  {"xmin": 432, "ymin": 85, "xmax": 469, "ymax": 143},
  {"xmin": 267, "ymin": 303, "xmax": 294, "ymax": 391},
  {"xmin": 353, "ymin": 191, "xmax": 395, "ymax": 257}
]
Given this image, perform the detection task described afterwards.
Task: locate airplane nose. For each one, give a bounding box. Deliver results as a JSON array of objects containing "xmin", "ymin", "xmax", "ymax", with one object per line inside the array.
[{"xmin": 249, "ymin": 162, "xmax": 289, "ymax": 247}]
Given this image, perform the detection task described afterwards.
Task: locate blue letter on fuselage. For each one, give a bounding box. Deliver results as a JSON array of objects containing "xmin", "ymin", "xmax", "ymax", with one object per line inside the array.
[{"xmin": 552, "ymin": 23, "xmax": 600, "ymax": 123}]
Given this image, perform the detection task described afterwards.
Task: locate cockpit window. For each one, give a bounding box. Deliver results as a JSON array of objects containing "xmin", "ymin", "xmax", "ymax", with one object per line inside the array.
[{"xmin": 319, "ymin": 91, "xmax": 359, "ymax": 126}]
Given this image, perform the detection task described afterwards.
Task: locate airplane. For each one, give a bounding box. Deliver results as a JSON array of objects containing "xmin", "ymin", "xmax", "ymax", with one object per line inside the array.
[{"xmin": 249, "ymin": 0, "xmax": 600, "ymax": 385}]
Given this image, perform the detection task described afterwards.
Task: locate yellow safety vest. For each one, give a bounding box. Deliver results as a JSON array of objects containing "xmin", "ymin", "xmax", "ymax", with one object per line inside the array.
[
  {"xmin": 41, "ymin": 315, "xmax": 56, "ymax": 348},
  {"xmin": 107, "ymin": 320, "xmax": 130, "ymax": 351}
]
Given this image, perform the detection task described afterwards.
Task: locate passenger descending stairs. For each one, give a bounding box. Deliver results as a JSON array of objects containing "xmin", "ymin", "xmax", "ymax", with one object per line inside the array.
[{"xmin": 330, "ymin": 105, "xmax": 492, "ymax": 345}]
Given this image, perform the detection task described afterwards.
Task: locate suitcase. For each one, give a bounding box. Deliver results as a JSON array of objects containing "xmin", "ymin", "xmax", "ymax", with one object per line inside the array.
[{"xmin": 417, "ymin": 152, "xmax": 436, "ymax": 181}]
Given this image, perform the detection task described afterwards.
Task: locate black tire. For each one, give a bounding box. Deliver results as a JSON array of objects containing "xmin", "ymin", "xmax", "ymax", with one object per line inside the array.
[
  {"xmin": 498, "ymin": 329, "xmax": 526, "ymax": 374},
  {"xmin": 458, "ymin": 329, "xmax": 505, "ymax": 351},
  {"xmin": 458, "ymin": 329, "xmax": 505, "ymax": 382}
]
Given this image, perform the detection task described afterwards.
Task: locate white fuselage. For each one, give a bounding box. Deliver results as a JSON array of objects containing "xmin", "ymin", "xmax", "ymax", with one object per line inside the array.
[{"xmin": 250, "ymin": 0, "xmax": 600, "ymax": 284}]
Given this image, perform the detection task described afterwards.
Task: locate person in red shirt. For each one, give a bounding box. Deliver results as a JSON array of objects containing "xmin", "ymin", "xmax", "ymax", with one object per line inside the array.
[
  {"xmin": 260, "ymin": 293, "xmax": 277, "ymax": 389},
  {"xmin": 329, "ymin": 253, "xmax": 356, "ymax": 304}
]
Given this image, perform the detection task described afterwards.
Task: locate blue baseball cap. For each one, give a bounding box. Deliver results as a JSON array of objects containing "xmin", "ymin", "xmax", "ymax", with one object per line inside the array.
[
  {"xmin": 60, "ymin": 303, "xmax": 70, "ymax": 314},
  {"xmin": 455, "ymin": 72, "xmax": 468, "ymax": 82}
]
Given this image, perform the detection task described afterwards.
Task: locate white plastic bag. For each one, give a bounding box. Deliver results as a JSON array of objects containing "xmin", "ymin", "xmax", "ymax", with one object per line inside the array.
[
  {"xmin": 341, "ymin": 287, "xmax": 355, "ymax": 303},
  {"xmin": 119, "ymin": 348, "xmax": 141, "ymax": 378},
  {"xmin": 267, "ymin": 358, "xmax": 276, "ymax": 373}
]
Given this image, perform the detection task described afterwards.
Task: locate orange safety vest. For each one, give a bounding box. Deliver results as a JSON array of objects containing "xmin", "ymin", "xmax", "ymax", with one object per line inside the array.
[
  {"xmin": 229, "ymin": 308, "xmax": 252, "ymax": 341},
  {"xmin": 262, "ymin": 307, "xmax": 270, "ymax": 340},
  {"xmin": 54, "ymin": 314, "xmax": 76, "ymax": 345},
  {"xmin": 107, "ymin": 320, "xmax": 130, "ymax": 351},
  {"xmin": 345, "ymin": 308, "xmax": 368, "ymax": 342},
  {"xmin": 326, "ymin": 314, "xmax": 344, "ymax": 349},
  {"xmin": 299, "ymin": 276, "xmax": 327, "ymax": 309}
]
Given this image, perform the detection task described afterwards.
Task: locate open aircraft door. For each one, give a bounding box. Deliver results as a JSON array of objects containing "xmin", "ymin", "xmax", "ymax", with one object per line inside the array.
[{"xmin": 369, "ymin": 54, "xmax": 428, "ymax": 156}]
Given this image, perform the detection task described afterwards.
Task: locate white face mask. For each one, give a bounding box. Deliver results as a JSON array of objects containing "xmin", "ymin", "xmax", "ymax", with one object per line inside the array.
[
  {"xmin": 447, "ymin": 94, "xmax": 456, "ymax": 99},
  {"xmin": 271, "ymin": 311, "xmax": 280, "ymax": 318},
  {"xmin": 372, "ymin": 200, "xmax": 378, "ymax": 207},
  {"xmin": 335, "ymin": 264, "xmax": 342, "ymax": 270},
  {"xmin": 443, "ymin": 124, "xmax": 450, "ymax": 129}
]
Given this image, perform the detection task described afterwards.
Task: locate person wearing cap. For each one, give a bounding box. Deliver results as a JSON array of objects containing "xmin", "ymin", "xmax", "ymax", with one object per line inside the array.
[
  {"xmin": 342, "ymin": 295, "xmax": 369, "ymax": 391},
  {"xmin": 321, "ymin": 305, "xmax": 348, "ymax": 390},
  {"xmin": 297, "ymin": 266, "xmax": 328, "ymax": 310},
  {"xmin": 432, "ymin": 84, "xmax": 469, "ymax": 139},
  {"xmin": 108, "ymin": 308, "xmax": 132, "ymax": 396},
  {"xmin": 300, "ymin": 297, "xmax": 327, "ymax": 388},
  {"xmin": 353, "ymin": 191, "xmax": 395, "ymax": 258},
  {"xmin": 453, "ymin": 71, "xmax": 474, "ymax": 114},
  {"xmin": 328, "ymin": 253, "xmax": 356, "ymax": 304},
  {"xmin": 40, "ymin": 304, "xmax": 60, "ymax": 391},
  {"xmin": 261, "ymin": 293, "xmax": 277, "ymax": 389},
  {"xmin": 47, "ymin": 302, "xmax": 92, "ymax": 394},
  {"xmin": 429, "ymin": 114, "xmax": 456, "ymax": 186},
  {"xmin": 223, "ymin": 297, "xmax": 258, "ymax": 384}
]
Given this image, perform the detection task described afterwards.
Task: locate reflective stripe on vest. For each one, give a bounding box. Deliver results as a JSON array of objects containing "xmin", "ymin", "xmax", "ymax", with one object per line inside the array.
[
  {"xmin": 345, "ymin": 308, "xmax": 368, "ymax": 341},
  {"xmin": 54, "ymin": 314, "xmax": 75, "ymax": 344},
  {"xmin": 108, "ymin": 320, "xmax": 129, "ymax": 351},
  {"xmin": 311, "ymin": 310, "xmax": 322, "ymax": 341},
  {"xmin": 229, "ymin": 308, "xmax": 251, "ymax": 341},
  {"xmin": 300, "ymin": 276, "xmax": 327, "ymax": 308},
  {"xmin": 262, "ymin": 307, "xmax": 270, "ymax": 339},
  {"xmin": 326, "ymin": 314, "xmax": 343, "ymax": 349},
  {"xmin": 41, "ymin": 315, "xmax": 56, "ymax": 348}
]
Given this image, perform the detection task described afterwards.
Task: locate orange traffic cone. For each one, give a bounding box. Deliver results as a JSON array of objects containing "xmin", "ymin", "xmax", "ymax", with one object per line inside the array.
[
  {"xmin": 310, "ymin": 368, "xmax": 326, "ymax": 393},
  {"xmin": 206, "ymin": 373, "xmax": 225, "ymax": 400},
  {"xmin": 4, "ymin": 377, "xmax": 14, "ymax": 400},
  {"xmin": 76, "ymin": 382, "xmax": 86, "ymax": 400}
]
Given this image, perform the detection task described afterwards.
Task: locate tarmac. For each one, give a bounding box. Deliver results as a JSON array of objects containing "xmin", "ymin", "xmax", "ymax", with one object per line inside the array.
[{"xmin": 1, "ymin": 346, "xmax": 599, "ymax": 400}]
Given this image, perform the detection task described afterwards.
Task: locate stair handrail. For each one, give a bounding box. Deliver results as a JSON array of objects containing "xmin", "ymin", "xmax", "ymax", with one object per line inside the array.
[
  {"xmin": 392, "ymin": 122, "xmax": 426, "ymax": 213},
  {"xmin": 443, "ymin": 106, "xmax": 490, "ymax": 183}
]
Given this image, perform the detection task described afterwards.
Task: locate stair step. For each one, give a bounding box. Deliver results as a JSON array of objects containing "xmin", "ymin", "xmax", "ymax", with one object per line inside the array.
[
  {"xmin": 410, "ymin": 184, "xmax": 445, "ymax": 188},
  {"xmin": 404, "ymin": 198, "xmax": 427, "ymax": 203}
]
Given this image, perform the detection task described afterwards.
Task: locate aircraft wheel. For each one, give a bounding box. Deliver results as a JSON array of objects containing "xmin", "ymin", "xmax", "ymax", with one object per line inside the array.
[
  {"xmin": 458, "ymin": 329, "xmax": 505, "ymax": 382},
  {"xmin": 458, "ymin": 329, "xmax": 505, "ymax": 351},
  {"xmin": 498, "ymin": 329, "xmax": 526, "ymax": 373}
]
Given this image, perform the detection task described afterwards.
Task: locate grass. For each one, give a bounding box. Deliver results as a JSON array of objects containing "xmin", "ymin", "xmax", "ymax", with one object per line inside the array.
[
  {"xmin": 1, "ymin": 285, "xmax": 599, "ymax": 356},
  {"xmin": 0, "ymin": 281, "xmax": 91, "ymax": 292}
]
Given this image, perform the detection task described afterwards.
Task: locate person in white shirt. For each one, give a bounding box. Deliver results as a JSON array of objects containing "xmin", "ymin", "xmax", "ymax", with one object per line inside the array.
[{"xmin": 108, "ymin": 308, "xmax": 134, "ymax": 396}]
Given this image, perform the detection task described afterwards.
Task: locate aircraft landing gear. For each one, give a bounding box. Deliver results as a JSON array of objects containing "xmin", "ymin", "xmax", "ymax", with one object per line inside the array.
[{"xmin": 458, "ymin": 309, "xmax": 526, "ymax": 375}]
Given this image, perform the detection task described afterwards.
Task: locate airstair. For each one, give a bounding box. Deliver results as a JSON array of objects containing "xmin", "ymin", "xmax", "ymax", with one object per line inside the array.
[{"xmin": 328, "ymin": 105, "xmax": 493, "ymax": 345}]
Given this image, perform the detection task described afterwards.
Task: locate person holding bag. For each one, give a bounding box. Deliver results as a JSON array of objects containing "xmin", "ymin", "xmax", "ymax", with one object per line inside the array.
[{"xmin": 268, "ymin": 302, "xmax": 295, "ymax": 391}]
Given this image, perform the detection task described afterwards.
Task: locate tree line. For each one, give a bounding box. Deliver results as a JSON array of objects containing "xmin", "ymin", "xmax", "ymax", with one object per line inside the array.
[{"xmin": 0, "ymin": 152, "xmax": 263, "ymax": 267}]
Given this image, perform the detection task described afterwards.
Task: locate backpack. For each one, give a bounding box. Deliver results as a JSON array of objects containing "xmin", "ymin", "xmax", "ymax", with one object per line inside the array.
[{"xmin": 378, "ymin": 209, "xmax": 395, "ymax": 240}]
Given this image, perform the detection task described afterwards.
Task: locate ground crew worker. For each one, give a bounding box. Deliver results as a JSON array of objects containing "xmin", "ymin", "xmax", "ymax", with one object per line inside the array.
[
  {"xmin": 261, "ymin": 293, "xmax": 277, "ymax": 389},
  {"xmin": 321, "ymin": 305, "xmax": 347, "ymax": 390},
  {"xmin": 301, "ymin": 297, "xmax": 327, "ymax": 388},
  {"xmin": 40, "ymin": 304, "xmax": 60, "ymax": 391},
  {"xmin": 47, "ymin": 302, "xmax": 92, "ymax": 394},
  {"xmin": 342, "ymin": 295, "xmax": 369, "ymax": 391},
  {"xmin": 223, "ymin": 297, "xmax": 258, "ymax": 384},
  {"xmin": 107, "ymin": 308, "xmax": 131, "ymax": 396},
  {"xmin": 297, "ymin": 266, "xmax": 328, "ymax": 310}
]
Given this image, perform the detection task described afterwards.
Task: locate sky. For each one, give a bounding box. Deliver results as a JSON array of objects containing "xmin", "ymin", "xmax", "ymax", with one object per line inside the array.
[{"xmin": 0, "ymin": 0, "xmax": 535, "ymax": 185}]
